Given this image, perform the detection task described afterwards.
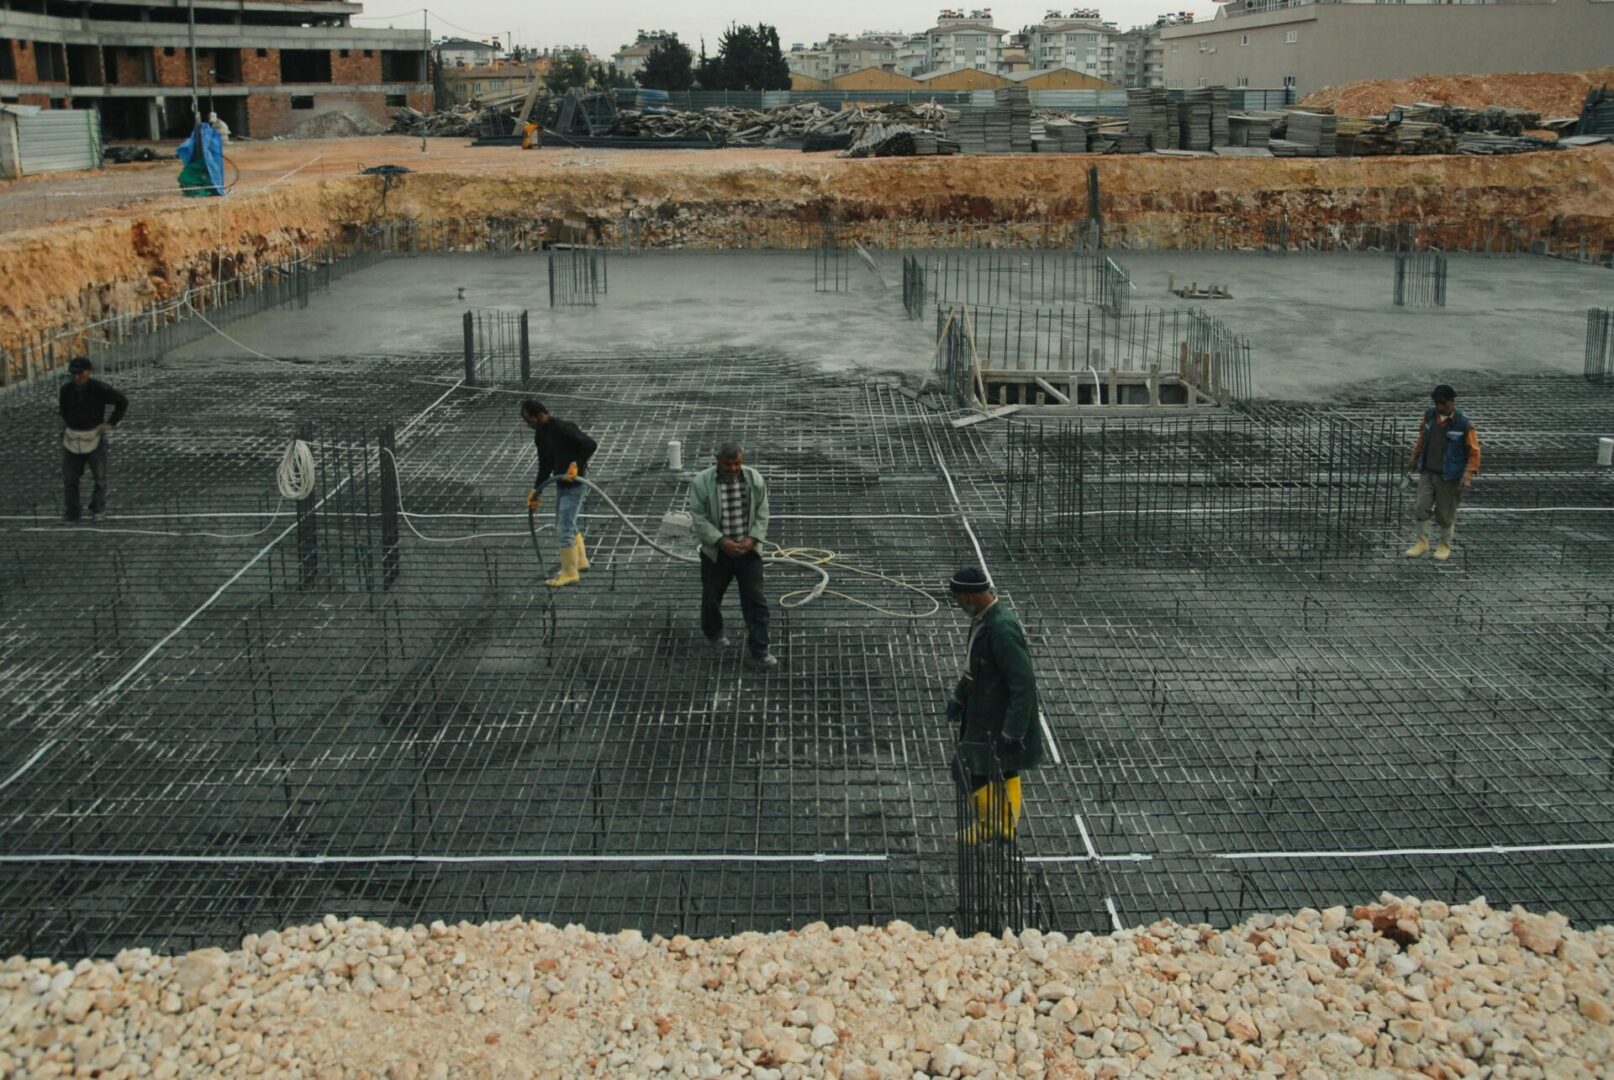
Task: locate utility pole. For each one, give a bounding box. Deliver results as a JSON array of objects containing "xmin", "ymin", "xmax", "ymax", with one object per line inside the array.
[{"xmin": 187, "ymin": 0, "xmax": 200, "ymax": 128}]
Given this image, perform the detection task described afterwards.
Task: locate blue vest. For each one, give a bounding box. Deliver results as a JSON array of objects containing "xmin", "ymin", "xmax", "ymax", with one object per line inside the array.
[{"xmin": 1423, "ymin": 408, "xmax": 1471, "ymax": 481}]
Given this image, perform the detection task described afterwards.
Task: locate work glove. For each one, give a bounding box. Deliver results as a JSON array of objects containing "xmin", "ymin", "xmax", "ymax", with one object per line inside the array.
[
  {"xmin": 526, "ymin": 490, "xmax": 539, "ymax": 511},
  {"xmin": 945, "ymin": 697, "xmax": 964, "ymax": 724},
  {"xmin": 565, "ymin": 462, "xmax": 579, "ymax": 481}
]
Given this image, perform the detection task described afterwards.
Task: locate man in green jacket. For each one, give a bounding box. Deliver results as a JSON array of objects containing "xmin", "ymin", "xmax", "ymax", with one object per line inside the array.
[
  {"xmin": 688, "ymin": 443, "xmax": 777, "ymax": 669},
  {"xmin": 946, "ymin": 566, "xmax": 1043, "ymax": 841}
]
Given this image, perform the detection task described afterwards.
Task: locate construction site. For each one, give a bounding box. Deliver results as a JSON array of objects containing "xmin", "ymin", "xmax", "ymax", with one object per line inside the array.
[{"xmin": 2, "ymin": 116, "xmax": 1614, "ymax": 1075}]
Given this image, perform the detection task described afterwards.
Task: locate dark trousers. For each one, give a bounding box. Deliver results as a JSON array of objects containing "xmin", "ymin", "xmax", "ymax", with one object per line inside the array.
[
  {"xmin": 700, "ymin": 550, "xmax": 770, "ymax": 657},
  {"xmin": 62, "ymin": 444, "xmax": 108, "ymax": 519}
]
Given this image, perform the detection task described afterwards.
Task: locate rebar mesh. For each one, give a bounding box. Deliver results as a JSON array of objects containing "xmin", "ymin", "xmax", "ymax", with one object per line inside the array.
[
  {"xmin": 3, "ymin": 257, "xmax": 1613, "ymax": 960},
  {"xmin": 901, "ymin": 250, "xmax": 1127, "ymax": 309},
  {"xmin": 463, "ymin": 309, "xmax": 531, "ymax": 387}
]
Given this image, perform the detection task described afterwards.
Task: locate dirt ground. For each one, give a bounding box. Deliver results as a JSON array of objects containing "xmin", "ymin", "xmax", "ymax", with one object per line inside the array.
[
  {"xmin": 0, "ymin": 139, "xmax": 817, "ymax": 234},
  {"xmin": 1301, "ymin": 67, "xmax": 1614, "ymax": 118}
]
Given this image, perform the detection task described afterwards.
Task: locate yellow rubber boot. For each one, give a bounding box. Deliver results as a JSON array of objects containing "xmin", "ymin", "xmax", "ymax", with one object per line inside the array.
[
  {"xmin": 1404, "ymin": 522, "xmax": 1430, "ymax": 558},
  {"xmin": 959, "ymin": 784, "xmax": 995, "ymax": 845},
  {"xmin": 1433, "ymin": 526, "xmax": 1454, "ymax": 561},
  {"xmin": 575, "ymin": 533, "xmax": 590, "ymax": 572},
  {"xmin": 546, "ymin": 543, "xmax": 581, "ymax": 588},
  {"xmin": 999, "ymin": 776, "xmax": 1023, "ymax": 840}
]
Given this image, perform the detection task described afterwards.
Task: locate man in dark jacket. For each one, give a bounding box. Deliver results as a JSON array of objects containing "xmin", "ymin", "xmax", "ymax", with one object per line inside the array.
[
  {"xmin": 1404, "ymin": 383, "xmax": 1481, "ymax": 562},
  {"xmin": 521, "ymin": 400, "xmax": 597, "ymax": 588},
  {"xmin": 59, "ymin": 357, "xmax": 128, "ymax": 522},
  {"xmin": 946, "ymin": 566, "xmax": 1042, "ymax": 842}
]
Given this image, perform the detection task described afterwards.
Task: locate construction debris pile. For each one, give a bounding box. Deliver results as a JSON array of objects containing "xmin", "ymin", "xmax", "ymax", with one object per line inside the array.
[
  {"xmin": 618, "ymin": 101, "xmax": 951, "ymax": 147},
  {"xmin": 391, "ymin": 99, "xmax": 521, "ymax": 138},
  {"xmin": 841, "ymin": 124, "xmax": 956, "ymax": 158}
]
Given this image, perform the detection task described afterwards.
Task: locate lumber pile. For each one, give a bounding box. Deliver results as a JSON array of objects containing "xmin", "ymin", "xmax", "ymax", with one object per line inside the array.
[
  {"xmin": 1126, "ymin": 87, "xmax": 1174, "ymax": 150},
  {"xmin": 1280, "ymin": 109, "xmax": 1339, "ymax": 155},
  {"xmin": 1177, "ymin": 88, "xmax": 1212, "ymax": 151},
  {"xmin": 1040, "ymin": 118, "xmax": 1096, "ymax": 154},
  {"xmin": 841, "ymin": 124, "xmax": 958, "ymax": 158},
  {"xmin": 1457, "ymin": 132, "xmax": 1562, "ymax": 155},
  {"xmin": 1335, "ymin": 118, "xmax": 1456, "ymax": 155}
]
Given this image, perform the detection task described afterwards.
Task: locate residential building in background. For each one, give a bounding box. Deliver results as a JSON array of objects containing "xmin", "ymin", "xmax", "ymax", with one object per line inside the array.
[
  {"xmin": 435, "ymin": 38, "xmax": 498, "ymax": 69},
  {"xmin": 441, "ymin": 60, "xmax": 538, "ymax": 105},
  {"xmin": 1161, "ymin": 0, "xmax": 1614, "ymax": 96},
  {"xmin": 1115, "ymin": 13, "xmax": 1190, "ymax": 88},
  {"xmin": 1026, "ymin": 10, "xmax": 1120, "ymax": 84},
  {"xmin": 896, "ymin": 34, "xmax": 931, "ymax": 78},
  {"xmin": 0, "ymin": 0, "xmax": 431, "ymax": 140},
  {"xmin": 611, "ymin": 30, "xmax": 675, "ymax": 82},
  {"xmin": 831, "ymin": 34, "xmax": 900, "ymax": 77},
  {"xmin": 924, "ymin": 10, "xmax": 1007, "ymax": 74},
  {"xmin": 787, "ymin": 43, "xmax": 834, "ymax": 83}
]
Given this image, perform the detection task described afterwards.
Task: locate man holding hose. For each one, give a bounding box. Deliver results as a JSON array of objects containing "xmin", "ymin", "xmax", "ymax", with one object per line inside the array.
[
  {"xmin": 522, "ymin": 400, "xmax": 596, "ymax": 588},
  {"xmin": 688, "ymin": 442, "xmax": 777, "ymax": 669}
]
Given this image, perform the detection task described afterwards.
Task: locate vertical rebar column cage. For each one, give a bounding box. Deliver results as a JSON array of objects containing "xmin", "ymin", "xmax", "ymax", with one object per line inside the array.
[
  {"xmin": 1587, "ymin": 309, "xmax": 1613, "ymax": 383},
  {"xmin": 953, "ymin": 755, "xmax": 1039, "ymax": 936},
  {"xmin": 548, "ymin": 247, "xmax": 606, "ymax": 308},
  {"xmin": 1096, "ymin": 256, "xmax": 1131, "ymax": 317},
  {"xmin": 1186, "ymin": 308, "xmax": 1254, "ymax": 403},
  {"xmin": 904, "ymin": 251, "xmax": 1132, "ymax": 310},
  {"xmin": 1393, "ymin": 252, "xmax": 1448, "ymax": 308},
  {"xmin": 1263, "ymin": 216, "xmax": 1290, "ymax": 253},
  {"xmin": 902, "ymin": 256, "xmax": 928, "ymax": 320},
  {"xmin": 934, "ymin": 304, "xmax": 980, "ymax": 409},
  {"xmin": 814, "ymin": 223, "xmax": 849, "ymax": 293},
  {"xmin": 463, "ymin": 309, "xmax": 531, "ymax": 386}
]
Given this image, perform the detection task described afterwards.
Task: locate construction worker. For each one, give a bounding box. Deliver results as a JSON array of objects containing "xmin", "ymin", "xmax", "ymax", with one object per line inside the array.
[
  {"xmin": 688, "ymin": 442, "xmax": 777, "ymax": 669},
  {"xmin": 59, "ymin": 357, "xmax": 128, "ymax": 523},
  {"xmin": 1404, "ymin": 384, "xmax": 1480, "ymax": 562},
  {"xmin": 522, "ymin": 400, "xmax": 596, "ymax": 588},
  {"xmin": 945, "ymin": 566, "xmax": 1042, "ymax": 842}
]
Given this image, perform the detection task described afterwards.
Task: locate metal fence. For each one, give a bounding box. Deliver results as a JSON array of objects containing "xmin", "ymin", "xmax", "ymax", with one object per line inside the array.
[
  {"xmin": 1588, "ymin": 309, "xmax": 1613, "ymax": 383},
  {"xmin": 1393, "ymin": 252, "xmax": 1448, "ymax": 308}
]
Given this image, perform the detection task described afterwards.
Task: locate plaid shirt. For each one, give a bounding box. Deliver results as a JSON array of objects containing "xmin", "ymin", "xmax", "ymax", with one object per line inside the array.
[{"xmin": 718, "ymin": 475, "xmax": 749, "ymax": 543}]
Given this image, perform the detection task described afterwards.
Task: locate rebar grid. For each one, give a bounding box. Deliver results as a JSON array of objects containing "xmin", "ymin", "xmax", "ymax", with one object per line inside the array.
[
  {"xmin": 4, "ymin": 272, "xmax": 1614, "ymax": 956},
  {"xmin": 464, "ymin": 309, "xmax": 531, "ymax": 386}
]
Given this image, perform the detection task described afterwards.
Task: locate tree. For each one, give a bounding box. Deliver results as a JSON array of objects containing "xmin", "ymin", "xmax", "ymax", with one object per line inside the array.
[
  {"xmin": 592, "ymin": 62, "xmax": 635, "ymax": 90},
  {"xmin": 699, "ymin": 22, "xmax": 790, "ymax": 91},
  {"xmin": 694, "ymin": 39, "xmax": 721, "ymax": 91},
  {"xmin": 637, "ymin": 34, "xmax": 695, "ymax": 92},
  {"xmin": 542, "ymin": 50, "xmax": 591, "ymax": 94}
]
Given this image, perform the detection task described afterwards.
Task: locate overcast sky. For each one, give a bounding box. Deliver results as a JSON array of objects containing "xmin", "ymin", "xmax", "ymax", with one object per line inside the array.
[{"xmin": 356, "ymin": 2, "xmax": 1212, "ymax": 59}]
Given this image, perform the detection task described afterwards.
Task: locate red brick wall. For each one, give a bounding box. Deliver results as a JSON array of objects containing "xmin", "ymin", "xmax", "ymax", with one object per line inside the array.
[
  {"xmin": 331, "ymin": 49, "xmax": 381, "ymax": 84},
  {"xmin": 246, "ymin": 89, "xmax": 421, "ymax": 137},
  {"xmin": 242, "ymin": 47, "xmax": 278, "ymax": 85},
  {"xmin": 11, "ymin": 40, "xmax": 40, "ymax": 84},
  {"xmin": 110, "ymin": 47, "xmax": 150, "ymax": 86},
  {"xmin": 152, "ymin": 46, "xmax": 191, "ymax": 88}
]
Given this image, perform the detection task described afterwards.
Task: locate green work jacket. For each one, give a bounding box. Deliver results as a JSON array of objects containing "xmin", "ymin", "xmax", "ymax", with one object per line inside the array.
[
  {"xmin": 954, "ymin": 601, "xmax": 1044, "ymax": 775},
  {"xmin": 688, "ymin": 465, "xmax": 770, "ymax": 562}
]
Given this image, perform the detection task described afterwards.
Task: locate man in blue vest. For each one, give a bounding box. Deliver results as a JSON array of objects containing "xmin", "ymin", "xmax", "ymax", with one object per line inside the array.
[{"xmin": 1404, "ymin": 384, "xmax": 1481, "ymax": 562}]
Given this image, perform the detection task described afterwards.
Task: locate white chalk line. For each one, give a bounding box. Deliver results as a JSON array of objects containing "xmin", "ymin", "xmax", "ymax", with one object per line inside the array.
[{"xmin": 1215, "ymin": 840, "xmax": 1614, "ymax": 861}]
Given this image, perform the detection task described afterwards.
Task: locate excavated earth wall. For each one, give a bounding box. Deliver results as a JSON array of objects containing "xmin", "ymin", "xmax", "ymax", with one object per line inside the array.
[{"xmin": 3, "ymin": 148, "xmax": 1614, "ymax": 355}]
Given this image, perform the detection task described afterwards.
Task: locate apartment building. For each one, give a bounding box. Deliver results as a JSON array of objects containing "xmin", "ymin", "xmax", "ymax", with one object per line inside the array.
[
  {"xmin": 1026, "ymin": 9, "xmax": 1121, "ymax": 84},
  {"xmin": 924, "ymin": 10, "xmax": 1007, "ymax": 74},
  {"xmin": 787, "ymin": 42, "xmax": 833, "ymax": 83},
  {"xmin": 1161, "ymin": 0, "xmax": 1614, "ymax": 97},
  {"xmin": 1114, "ymin": 13, "xmax": 1189, "ymax": 89},
  {"xmin": 612, "ymin": 31, "xmax": 675, "ymax": 82},
  {"xmin": 0, "ymin": 0, "xmax": 431, "ymax": 140},
  {"xmin": 831, "ymin": 34, "xmax": 899, "ymax": 77}
]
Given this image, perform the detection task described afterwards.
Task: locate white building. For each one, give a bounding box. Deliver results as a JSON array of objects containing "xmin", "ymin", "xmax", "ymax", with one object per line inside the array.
[
  {"xmin": 612, "ymin": 31, "xmax": 676, "ymax": 81},
  {"xmin": 787, "ymin": 42, "xmax": 834, "ymax": 83},
  {"xmin": 923, "ymin": 9, "xmax": 1007, "ymax": 74},
  {"xmin": 1026, "ymin": 10, "xmax": 1121, "ymax": 84},
  {"xmin": 435, "ymin": 38, "xmax": 499, "ymax": 69},
  {"xmin": 832, "ymin": 34, "xmax": 900, "ymax": 77},
  {"xmin": 896, "ymin": 33, "xmax": 931, "ymax": 77}
]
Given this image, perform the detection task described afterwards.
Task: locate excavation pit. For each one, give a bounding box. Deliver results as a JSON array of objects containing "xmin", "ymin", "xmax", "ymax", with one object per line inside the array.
[{"xmin": 1, "ymin": 248, "xmax": 1611, "ymax": 958}]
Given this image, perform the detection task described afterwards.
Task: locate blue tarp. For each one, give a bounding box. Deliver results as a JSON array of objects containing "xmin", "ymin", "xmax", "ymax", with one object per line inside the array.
[{"xmin": 176, "ymin": 123, "xmax": 226, "ymax": 197}]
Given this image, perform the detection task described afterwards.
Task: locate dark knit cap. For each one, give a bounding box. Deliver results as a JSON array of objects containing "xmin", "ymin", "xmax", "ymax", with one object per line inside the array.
[
  {"xmin": 948, "ymin": 565, "xmax": 992, "ymax": 594},
  {"xmin": 68, "ymin": 357, "xmax": 93, "ymax": 373}
]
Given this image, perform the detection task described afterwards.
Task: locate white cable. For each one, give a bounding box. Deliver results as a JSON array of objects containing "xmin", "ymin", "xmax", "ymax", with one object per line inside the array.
[{"xmin": 277, "ymin": 439, "xmax": 317, "ymax": 500}]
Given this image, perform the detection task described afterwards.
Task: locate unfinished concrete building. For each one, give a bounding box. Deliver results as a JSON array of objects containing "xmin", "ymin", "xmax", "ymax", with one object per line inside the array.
[{"xmin": 0, "ymin": 0, "xmax": 430, "ymax": 139}]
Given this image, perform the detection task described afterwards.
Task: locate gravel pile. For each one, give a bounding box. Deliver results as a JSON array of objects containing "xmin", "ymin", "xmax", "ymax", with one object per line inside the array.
[{"xmin": 3, "ymin": 895, "xmax": 1611, "ymax": 1077}]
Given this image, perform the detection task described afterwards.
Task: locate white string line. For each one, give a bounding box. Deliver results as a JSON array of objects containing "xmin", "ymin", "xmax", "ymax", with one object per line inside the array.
[
  {"xmin": 440, "ymin": 379, "xmax": 941, "ymax": 424},
  {"xmin": 0, "ymin": 853, "xmax": 889, "ymax": 866},
  {"xmin": 1215, "ymin": 840, "xmax": 1614, "ymax": 861}
]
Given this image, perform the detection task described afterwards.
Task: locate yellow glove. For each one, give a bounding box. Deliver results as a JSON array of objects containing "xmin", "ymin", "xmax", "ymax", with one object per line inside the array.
[
  {"xmin": 526, "ymin": 490, "xmax": 539, "ymax": 511},
  {"xmin": 565, "ymin": 462, "xmax": 579, "ymax": 481}
]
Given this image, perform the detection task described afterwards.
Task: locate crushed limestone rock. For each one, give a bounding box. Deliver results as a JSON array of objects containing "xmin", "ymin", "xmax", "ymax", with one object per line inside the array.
[{"xmin": 2, "ymin": 894, "xmax": 1612, "ymax": 1077}]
